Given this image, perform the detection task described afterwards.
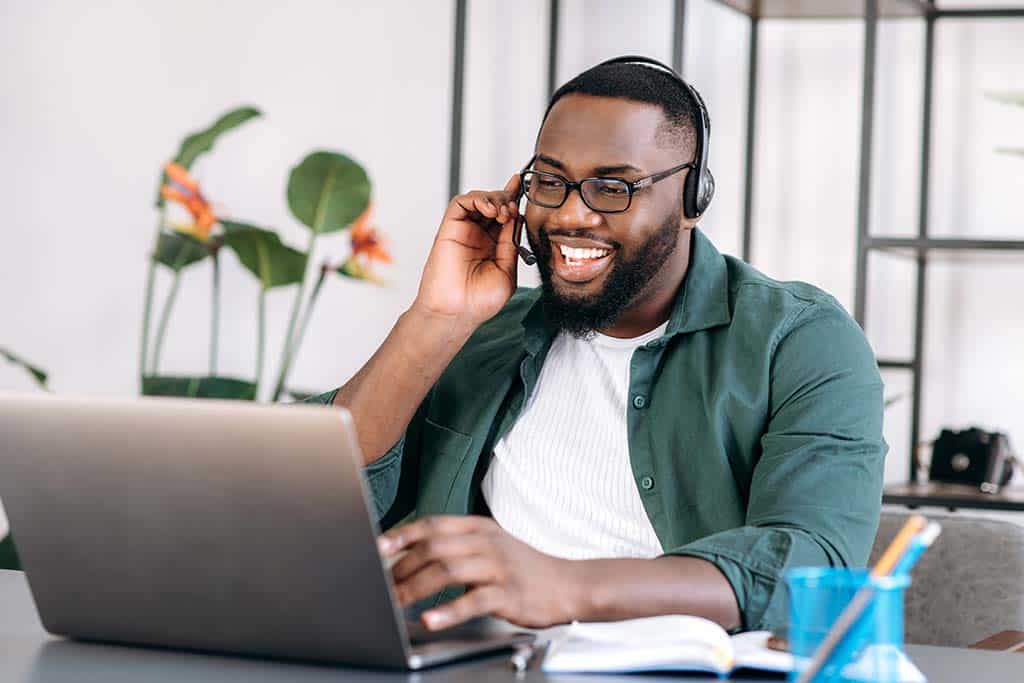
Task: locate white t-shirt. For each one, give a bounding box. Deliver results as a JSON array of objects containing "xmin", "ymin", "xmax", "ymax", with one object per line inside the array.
[{"xmin": 480, "ymin": 320, "xmax": 669, "ymax": 560}]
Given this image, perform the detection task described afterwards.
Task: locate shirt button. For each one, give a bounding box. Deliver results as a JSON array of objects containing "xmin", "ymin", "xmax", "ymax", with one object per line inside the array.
[
  {"xmin": 640, "ymin": 476, "xmax": 655, "ymax": 491},
  {"xmin": 632, "ymin": 394, "xmax": 647, "ymax": 409}
]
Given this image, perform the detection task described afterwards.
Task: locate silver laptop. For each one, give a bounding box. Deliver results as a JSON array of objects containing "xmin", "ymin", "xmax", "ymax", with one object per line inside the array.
[{"xmin": 0, "ymin": 392, "xmax": 533, "ymax": 669}]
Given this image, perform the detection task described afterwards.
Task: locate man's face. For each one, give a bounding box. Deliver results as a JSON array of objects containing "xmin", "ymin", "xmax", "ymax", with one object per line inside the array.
[{"xmin": 524, "ymin": 94, "xmax": 694, "ymax": 339}]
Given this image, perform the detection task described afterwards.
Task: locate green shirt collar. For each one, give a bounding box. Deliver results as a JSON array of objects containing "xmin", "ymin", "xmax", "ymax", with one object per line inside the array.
[{"xmin": 519, "ymin": 227, "xmax": 731, "ymax": 353}]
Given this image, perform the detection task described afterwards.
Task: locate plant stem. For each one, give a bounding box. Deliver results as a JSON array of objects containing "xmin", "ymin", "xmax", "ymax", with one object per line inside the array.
[
  {"xmin": 139, "ymin": 209, "xmax": 166, "ymax": 387},
  {"xmin": 287, "ymin": 265, "xmax": 328, "ymax": 382},
  {"xmin": 210, "ymin": 249, "xmax": 220, "ymax": 376},
  {"xmin": 270, "ymin": 231, "xmax": 318, "ymax": 402},
  {"xmin": 255, "ymin": 287, "xmax": 266, "ymax": 395},
  {"xmin": 150, "ymin": 270, "xmax": 182, "ymax": 375}
]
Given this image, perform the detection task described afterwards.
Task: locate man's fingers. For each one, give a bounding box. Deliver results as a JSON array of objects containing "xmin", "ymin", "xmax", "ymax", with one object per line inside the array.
[
  {"xmin": 494, "ymin": 215, "xmax": 519, "ymax": 273},
  {"xmin": 390, "ymin": 533, "xmax": 488, "ymax": 582},
  {"xmin": 450, "ymin": 191, "xmax": 495, "ymax": 220},
  {"xmin": 394, "ymin": 556, "xmax": 503, "ymax": 608},
  {"xmin": 421, "ymin": 586, "xmax": 505, "ymax": 631},
  {"xmin": 472, "ymin": 194, "xmax": 498, "ymax": 218},
  {"xmin": 446, "ymin": 176, "xmax": 521, "ymax": 229},
  {"xmin": 379, "ymin": 515, "xmax": 493, "ymax": 556},
  {"xmin": 503, "ymin": 173, "xmax": 519, "ymax": 193}
]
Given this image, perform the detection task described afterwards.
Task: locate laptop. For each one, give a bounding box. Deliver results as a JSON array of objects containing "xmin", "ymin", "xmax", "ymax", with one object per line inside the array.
[{"xmin": 0, "ymin": 392, "xmax": 533, "ymax": 669}]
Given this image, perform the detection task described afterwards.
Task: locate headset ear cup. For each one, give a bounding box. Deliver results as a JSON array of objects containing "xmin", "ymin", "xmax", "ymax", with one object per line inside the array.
[
  {"xmin": 682, "ymin": 167, "xmax": 714, "ymax": 219},
  {"xmin": 698, "ymin": 168, "xmax": 715, "ymax": 215},
  {"xmin": 683, "ymin": 166, "xmax": 699, "ymax": 218}
]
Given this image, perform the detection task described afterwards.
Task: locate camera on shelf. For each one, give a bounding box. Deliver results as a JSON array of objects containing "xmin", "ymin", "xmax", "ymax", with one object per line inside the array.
[{"xmin": 928, "ymin": 427, "xmax": 1016, "ymax": 494}]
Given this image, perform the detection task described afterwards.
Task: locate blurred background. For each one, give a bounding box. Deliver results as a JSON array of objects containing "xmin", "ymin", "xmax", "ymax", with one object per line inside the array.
[{"xmin": 0, "ymin": 0, "xmax": 1021, "ymax": 505}]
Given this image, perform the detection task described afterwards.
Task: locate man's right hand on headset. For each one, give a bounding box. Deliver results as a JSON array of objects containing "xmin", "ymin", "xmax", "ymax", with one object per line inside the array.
[{"xmin": 412, "ymin": 174, "xmax": 523, "ymax": 329}]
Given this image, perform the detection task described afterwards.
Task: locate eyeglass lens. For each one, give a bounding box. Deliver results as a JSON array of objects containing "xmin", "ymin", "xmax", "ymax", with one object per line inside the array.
[{"xmin": 522, "ymin": 171, "xmax": 631, "ymax": 213}]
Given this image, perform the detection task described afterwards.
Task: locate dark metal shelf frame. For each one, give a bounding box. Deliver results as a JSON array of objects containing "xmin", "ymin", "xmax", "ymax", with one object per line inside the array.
[
  {"xmin": 445, "ymin": 0, "xmax": 1024, "ymax": 508},
  {"xmin": 699, "ymin": 0, "xmax": 1024, "ymax": 500}
]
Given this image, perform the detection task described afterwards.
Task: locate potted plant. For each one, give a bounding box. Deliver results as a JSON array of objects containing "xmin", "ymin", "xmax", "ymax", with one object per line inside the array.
[{"xmin": 140, "ymin": 107, "xmax": 391, "ymax": 401}]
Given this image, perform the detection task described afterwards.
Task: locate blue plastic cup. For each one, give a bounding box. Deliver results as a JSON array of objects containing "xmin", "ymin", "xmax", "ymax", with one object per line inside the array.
[{"xmin": 784, "ymin": 567, "xmax": 910, "ymax": 682}]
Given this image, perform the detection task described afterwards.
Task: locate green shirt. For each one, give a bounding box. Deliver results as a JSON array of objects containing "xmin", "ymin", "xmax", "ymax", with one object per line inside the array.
[{"xmin": 307, "ymin": 228, "xmax": 886, "ymax": 631}]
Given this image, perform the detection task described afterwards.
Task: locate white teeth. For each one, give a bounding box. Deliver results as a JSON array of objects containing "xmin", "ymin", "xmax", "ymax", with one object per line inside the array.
[{"xmin": 558, "ymin": 245, "xmax": 610, "ymax": 261}]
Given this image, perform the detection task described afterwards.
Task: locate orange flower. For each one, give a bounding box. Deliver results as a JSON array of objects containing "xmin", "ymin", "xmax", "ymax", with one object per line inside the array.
[
  {"xmin": 339, "ymin": 204, "xmax": 391, "ymax": 283},
  {"xmin": 160, "ymin": 162, "xmax": 217, "ymax": 241},
  {"xmin": 349, "ymin": 204, "xmax": 391, "ymax": 264}
]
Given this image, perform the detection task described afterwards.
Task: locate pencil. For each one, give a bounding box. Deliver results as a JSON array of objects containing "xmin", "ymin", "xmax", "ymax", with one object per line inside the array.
[{"xmin": 795, "ymin": 514, "xmax": 927, "ymax": 683}]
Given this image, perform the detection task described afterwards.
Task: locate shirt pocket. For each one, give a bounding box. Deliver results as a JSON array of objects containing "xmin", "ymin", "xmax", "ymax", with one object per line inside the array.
[{"xmin": 415, "ymin": 417, "xmax": 474, "ymax": 516}]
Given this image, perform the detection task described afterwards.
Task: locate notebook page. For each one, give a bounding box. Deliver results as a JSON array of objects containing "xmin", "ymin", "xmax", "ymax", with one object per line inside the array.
[{"xmin": 541, "ymin": 615, "xmax": 733, "ymax": 674}]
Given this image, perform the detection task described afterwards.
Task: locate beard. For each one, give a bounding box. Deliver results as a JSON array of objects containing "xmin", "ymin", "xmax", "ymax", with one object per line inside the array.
[{"xmin": 527, "ymin": 205, "xmax": 682, "ymax": 340}]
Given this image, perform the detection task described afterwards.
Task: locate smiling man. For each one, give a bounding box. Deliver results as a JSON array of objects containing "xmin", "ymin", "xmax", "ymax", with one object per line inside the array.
[{"xmin": 307, "ymin": 57, "xmax": 886, "ymax": 633}]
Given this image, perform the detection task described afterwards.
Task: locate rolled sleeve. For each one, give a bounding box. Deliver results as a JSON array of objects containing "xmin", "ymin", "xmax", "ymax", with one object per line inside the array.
[
  {"xmin": 363, "ymin": 436, "xmax": 405, "ymax": 520},
  {"xmin": 667, "ymin": 300, "xmax": 886, "ymax": 630},
  {"xmin": 301, "ymin": 388, "xmax": 340, "ymax": 406},
  {"xmin": 300, "ymin": 386, "xmax": 427, "ymax": 527}
]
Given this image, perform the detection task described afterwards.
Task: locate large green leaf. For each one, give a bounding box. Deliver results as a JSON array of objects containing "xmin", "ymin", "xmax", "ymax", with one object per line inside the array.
[
  {"xmin": 174, "ymin": 106, "xmax": 262, "ymax": 168},
  {"xmin": 142, "ymin": 375, "xmax": 257, "ymax": 400},
  {"xmin": 0, "ymin": 347, "xmax": 48, "ymax": 389},
  {"xmin": 287, "ymin": 151, "xmax": 371, "ymax": 235},
  {"xmin": 155, "ymin": 105, "xmax": 262, "ymax": 207},
  {"xmin": 0, "ymin": 534, "xmax": 19, "ymax": 571},
  {"xmin": 153, "ymin": 231, "xmax": 209, "ymax": 271},
  {"xmin": 221, "ymin": 221, "xmax": 307, "ymax": 289}
]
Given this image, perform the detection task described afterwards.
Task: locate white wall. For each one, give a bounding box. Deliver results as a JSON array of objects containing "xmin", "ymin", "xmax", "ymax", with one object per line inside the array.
[
  {"xmin": 1, "ymin": 0, "xmax": 454, "ymax": 405},
  {"xmin": 2, "ymin": 0, "xmax": 1023, "ymax": 506}
]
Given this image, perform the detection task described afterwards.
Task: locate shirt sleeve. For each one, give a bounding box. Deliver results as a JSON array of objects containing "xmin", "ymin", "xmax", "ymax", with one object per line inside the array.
[
  {"xmin": 300, "ymin": 388, "xmax": 427, "ymax": 527},
  {"xmin": 663, "ymin": 300, "xmax": 887, "ymax": 631}
]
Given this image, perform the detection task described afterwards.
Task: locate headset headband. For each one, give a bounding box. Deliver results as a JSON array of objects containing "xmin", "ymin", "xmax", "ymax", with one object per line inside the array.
[{"xmin": 594, "ymin": 56, "xmax": 710, "ymax": 179}]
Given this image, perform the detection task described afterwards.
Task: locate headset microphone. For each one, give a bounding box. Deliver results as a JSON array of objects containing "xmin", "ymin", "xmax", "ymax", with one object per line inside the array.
[
  {"xmin": 513, "ymin": 183, "xmax": 536, "ymax": 265},
  {"xmin": 514, "ymin": 219, "xmax": 536, "ymax": 265}
]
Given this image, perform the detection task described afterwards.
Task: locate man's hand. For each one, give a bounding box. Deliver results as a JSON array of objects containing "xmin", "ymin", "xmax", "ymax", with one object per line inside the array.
[
  {"xmin": 328, "ymin": 174, "xmax": 524, "ymax": 465},
  {"xmin": 412, "ymin": 175, "xmax": 522, "ymax": 329},
  {"xmin": 378, "ymin": 515, "xmax": 581, "ymax": 631}
]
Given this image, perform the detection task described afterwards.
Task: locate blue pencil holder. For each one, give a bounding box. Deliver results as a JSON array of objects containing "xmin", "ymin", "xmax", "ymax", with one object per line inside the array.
[{"xmin": 784, "ymin": 567, "xmax": 910, "ymax": 682}]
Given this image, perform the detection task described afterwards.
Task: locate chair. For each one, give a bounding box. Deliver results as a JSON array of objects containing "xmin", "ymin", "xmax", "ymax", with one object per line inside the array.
[{"xmin": 870, "ymin": 509, "xmax": 1024, "ymax": 646}]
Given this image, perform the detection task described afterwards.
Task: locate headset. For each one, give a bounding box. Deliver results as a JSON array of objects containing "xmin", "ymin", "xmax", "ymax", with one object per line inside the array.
[{"xmin": 513, "ymin": 55, "xmax": 714, "ymax": 266}]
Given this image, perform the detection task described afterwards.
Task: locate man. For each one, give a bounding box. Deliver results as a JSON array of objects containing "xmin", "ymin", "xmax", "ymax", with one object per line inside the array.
[{"xmin": 307, "ymin": 57, "xmax": 885, "ymax": 634}]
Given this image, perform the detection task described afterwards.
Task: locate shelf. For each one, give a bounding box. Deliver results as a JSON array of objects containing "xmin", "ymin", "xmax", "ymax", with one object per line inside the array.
[
  {"xmin": 711, "ymin": 1, "xmax": 1024, "ymax": 19},
  {"xmin": 710, "ymin": 0, "xmax": 932, "ymax": 19},
  {"xmin": 867, "ymin": 236, "xmax": 1024, "ymax": 250},
  {"xmin": 935, "ymin": 7, "xmax": 1024, "ymax": 18},
  {"xmin": 884, "ymin": 482, "xmax": 1024, "ymax": 512},
  {"xmin": 878, "ymin": 359, "xmax": 915, "ymax": 369}
]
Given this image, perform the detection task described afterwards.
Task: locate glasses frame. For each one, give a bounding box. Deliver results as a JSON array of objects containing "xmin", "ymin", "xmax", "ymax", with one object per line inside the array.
[{"xmin": 519, "ymin": 160, "xmax": 695, "ymax": 214}]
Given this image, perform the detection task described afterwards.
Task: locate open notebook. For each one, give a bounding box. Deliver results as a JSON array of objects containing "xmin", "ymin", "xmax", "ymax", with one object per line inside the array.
[
  {"xmin": 542, "ymin": 615, "xmax": 790, "ymax": 675},
  {"xmin": 541, "ymin": 615, "xmax": 924, "ymax": 681}
]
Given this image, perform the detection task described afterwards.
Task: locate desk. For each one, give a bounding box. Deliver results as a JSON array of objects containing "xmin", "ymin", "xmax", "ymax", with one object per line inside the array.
[
  {"xmin": 884, "ymin": 482, "xmax": 1024, "ymax": 512},
  {"xmin": 0, "ymin": 570, "xmax": 1019, "ymax": 682}
]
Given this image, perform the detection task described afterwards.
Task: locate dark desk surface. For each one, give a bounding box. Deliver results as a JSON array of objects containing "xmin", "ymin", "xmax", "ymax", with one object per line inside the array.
[
  {"xmin": 884, "ymin": 482, "xmax": 1024, "ymax": 512},
  {"xmin": 1, "ymin": 570, "xmax": 1019, "ymax": 682}
]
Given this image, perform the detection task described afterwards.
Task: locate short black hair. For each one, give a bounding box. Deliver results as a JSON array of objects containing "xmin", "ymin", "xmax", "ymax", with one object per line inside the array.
[{"xmin": 542, "ymin": 61, "xmax": 700, "ymax": 157}]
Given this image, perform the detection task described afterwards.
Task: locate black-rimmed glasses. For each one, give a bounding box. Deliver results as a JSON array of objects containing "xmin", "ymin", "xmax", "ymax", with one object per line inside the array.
[{"xmin": 519, "ymin": 162, "xmax": 694, "ymax": 214}]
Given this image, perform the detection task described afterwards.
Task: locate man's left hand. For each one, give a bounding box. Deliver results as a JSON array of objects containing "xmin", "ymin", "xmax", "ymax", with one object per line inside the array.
[{"xmin": 378, "ymin": 515, "xmax": 581, "ymax": 631}]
